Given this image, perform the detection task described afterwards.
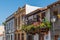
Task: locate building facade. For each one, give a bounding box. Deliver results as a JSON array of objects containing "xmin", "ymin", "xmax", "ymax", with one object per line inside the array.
[
  {"xmin": 14, "ymin": 7, "xmax": 51, "ymax": 40},
  {"xmin": 14, "ymin": 7, "xmax": 26, "ymax": 40},
  {"xmin": 5, "ymin": 2, "xmax": 60, "ymax": 40},
  {"xmin": 47, "ymin": 1, "xmax": 60, "ymax": 40},
  {"xmin": 5, "ymin": 14, "xmax": 15, "ymax": 40},
  {"xmin": 5, "ymin": 4, "xmax": 52, "ymax": 40},
  {"xmin": 5, "ymin": 4, "xmax": 41, "ymax": 40},
  {"xmin": 0, "ymin": 25, "xmax": 4, "ymax": 40},
  {"xmin": 24, "ymin": 8, "xmax": 51, "ymax": 40},
  {"xmin": 14, "ymin": 4, "xmax": 41, "ymax": 40}
]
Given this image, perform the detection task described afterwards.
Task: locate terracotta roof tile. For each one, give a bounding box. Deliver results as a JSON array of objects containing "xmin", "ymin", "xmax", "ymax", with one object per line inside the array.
[{"xmin": 47, "ymin": 1, "xmax": 60, "ymax": 8}]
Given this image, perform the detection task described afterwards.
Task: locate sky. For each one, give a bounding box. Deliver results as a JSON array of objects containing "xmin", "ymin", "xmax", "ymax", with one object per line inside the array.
[{"xmin": 0, "ymin": 0, "xmax": 57, "ymax": 25}]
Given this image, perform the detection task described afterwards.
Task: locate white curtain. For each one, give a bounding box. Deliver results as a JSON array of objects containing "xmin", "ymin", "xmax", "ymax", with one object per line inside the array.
[
  {"xmin": 34, "ymin": 33, "xmax": 39, "ymax": 40},
  {"xmin": 44, "ymin": 31, "xmax": 51, "ymax": 40}
]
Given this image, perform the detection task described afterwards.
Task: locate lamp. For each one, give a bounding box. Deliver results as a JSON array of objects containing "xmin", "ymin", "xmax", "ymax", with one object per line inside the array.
[
  {"xmin": 51, "ymin": 16, "xmax": 56, "ymax": 40},
  {"xmin": 51, "ymin": 16, "xmax": 56, "ymax": 23}
]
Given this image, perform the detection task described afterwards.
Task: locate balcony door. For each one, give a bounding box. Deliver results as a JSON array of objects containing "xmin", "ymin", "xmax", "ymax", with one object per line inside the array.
[
  {"xmin": 39, "ymin": 34, "xmax": 44, "ymax": 40},
  {"xmin": 27, "ymin": 34, "xmax": 33, "ymax": 40},
  {"xmin": 34, "ymin": 33, "xmax": 39, "ymax": 40},
  {"xmin": 27, "ymin": 34, "xmax": 39, "ymax": 40}
]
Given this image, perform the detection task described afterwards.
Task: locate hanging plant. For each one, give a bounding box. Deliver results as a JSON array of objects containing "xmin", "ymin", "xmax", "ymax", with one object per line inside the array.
[
  {"xmin": 39, "ymin": 23, "xmax": 46, "ymax": 28},
  {"xmin": 21, "ymin": 17, "xmax": 51, "ymax": 32},
  {"xmin": 45, "ymin": 21, "xmax": 51, "ymax": 28},
  {"xmin": 42, "ymin": 17, "xmax": 51, "ymax": 28}
]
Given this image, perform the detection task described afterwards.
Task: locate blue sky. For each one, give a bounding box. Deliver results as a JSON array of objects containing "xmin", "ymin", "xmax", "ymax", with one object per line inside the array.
[{"xmin": 0, "ymin": 0, "xmax": 57, "ymax": 25}]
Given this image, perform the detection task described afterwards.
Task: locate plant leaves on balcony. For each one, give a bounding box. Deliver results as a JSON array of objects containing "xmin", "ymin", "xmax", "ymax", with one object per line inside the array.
[{"xmin": 21, "ymin": 18, "xmax": 51, "ymax": 32}]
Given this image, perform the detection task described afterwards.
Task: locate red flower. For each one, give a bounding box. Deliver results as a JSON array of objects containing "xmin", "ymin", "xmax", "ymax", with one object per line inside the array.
[{"xmin": 33, "ymin": 22, "xmax": 40, "ymax": 26}]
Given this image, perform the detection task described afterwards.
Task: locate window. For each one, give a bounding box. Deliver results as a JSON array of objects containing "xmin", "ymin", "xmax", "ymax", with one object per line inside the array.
[
  {"xmin": 11, "ymin": 21, "xmax": 13, "ymax": 30},
  {"xmin": 7, "ymin": 35, "xmax": 10, "ymax": 40},
  {"xmin": 25, "ymin": 18, "xmax": 28, "ymax": 25},
  {"xmin": 29, "ymin": 19, "xmax": 33, "ymax": 24},
  {"xmin": 22, "ymin": 33, "xmax": 24, "ymax": 40},
  {"xmin": 53, "ymin": 11, "xmax": 58, "ymax": 16},
  {"xmin": 33, "ymin": 15, "xmax": 40, "ymax": 22},
  {"xmin": 27, "ymin": 35, "xmax": 33, "ymax": 40},
  {"xmin": 18, "ymin": 34, "xmax": 20, "ymax": 40},
  {"xmin": 11, "ymin": 35, "xmax": 12, "ymax": 40},
  {"xmin": 9, "ymin": 23, "xmax": 10, "ymax": 30},
  {"xmin": 15, "ymin": 34, "xmax": 17, "ymax": 40},
  {"xmin": 53, "ymin": 11, "xmax": 58, "ymax": 20},
  {"xmin": 7, "ymin": 23, "xmax": 9, "ymax": 30},
  {"xmin": 33, "ymin": 15, "xmax": 37, "ymax": 22},
  {"xmin": 22, "ymin": 16, "xmax": 25, "ymax": 21},
  {"xmin": 27, "ymin": 35, "xmax": 30, "ymax": 40},
  {"xmin": 18, "ymin": 16, "xmax": 20, "ymax": 27},
  {"xmin": 34, "ymin": 15, "xmax": 37, "ymax": 18},
  {"xmin": 26, "ymin": 19, "xmax": 33, "ymax": 25},
  {"xmin": 46, "ymin": 35, "xmax": 48, "ymax": 40},
  {"xmin": 15, "ymin": 19, "xmax": 17, "ymax": 29},
  {"xmin": 36, "ymin": 15, "xmax": 40, "ymax": 22},
  {"xmin": 41, "ymin": 12, "xmax": 45, "ymax": 19},
  {"xmin": 6, "ymin": 24, "xmax": 8, "ymax": 31}
]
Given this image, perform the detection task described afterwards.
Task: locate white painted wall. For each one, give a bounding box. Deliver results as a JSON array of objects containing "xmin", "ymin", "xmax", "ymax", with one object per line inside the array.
[
  {"xmin": 6, "ymin": 18, "xmax": 15, "ymax": 40},
  {"xmin": 28, "ymin": 15, "xmax": 33, "ymax": 20},
  {"xmin": 6, "ymin": 18, "xmax": 14, "ymax": 32},
  {"xmin": 26, "ymin": 4, "xmax": 42, "ymax": 14},
  {"xmin": 46, "ymin": 9, "xmax": 50, "ymax": 22}
]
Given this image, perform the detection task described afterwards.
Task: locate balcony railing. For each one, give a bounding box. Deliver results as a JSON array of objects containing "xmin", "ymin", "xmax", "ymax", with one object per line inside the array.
[
  {"xmin": 21, "ymin": 21, "xmax": 51, "ymax": 33},
  {"xmin": 21, "ymin": 17, "xmax": 51, "ymax": 34}
]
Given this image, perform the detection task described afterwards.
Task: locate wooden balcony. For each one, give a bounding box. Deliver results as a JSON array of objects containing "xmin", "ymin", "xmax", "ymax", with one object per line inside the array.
[
  {"xmin": 21, "ymin": 20, "xmax": 51, "ymax": 35},
  {"xmin": 26, "ymin": 27, "xmax": 49, "ymax": 35}
]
